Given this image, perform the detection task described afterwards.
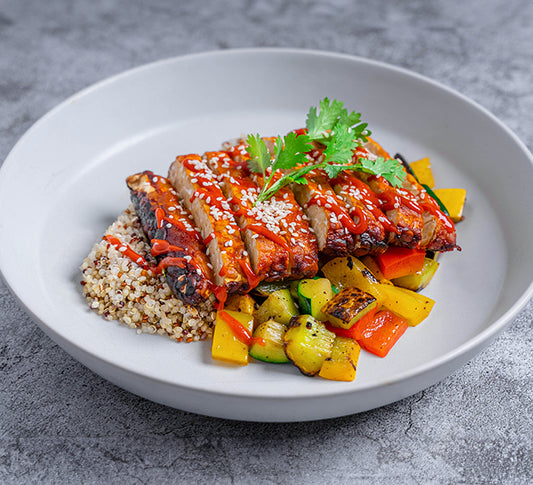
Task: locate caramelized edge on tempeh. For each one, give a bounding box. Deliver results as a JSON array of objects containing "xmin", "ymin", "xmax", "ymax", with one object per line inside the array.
[{"xmin": 126, "ymin": 171, "xmax": 213, "ymax": 304}]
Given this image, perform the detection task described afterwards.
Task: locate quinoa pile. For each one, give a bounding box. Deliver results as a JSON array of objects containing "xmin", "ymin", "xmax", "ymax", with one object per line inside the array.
[{"xmin": 80, "ymin": 205, "xmax": 216, "ymax": 342}]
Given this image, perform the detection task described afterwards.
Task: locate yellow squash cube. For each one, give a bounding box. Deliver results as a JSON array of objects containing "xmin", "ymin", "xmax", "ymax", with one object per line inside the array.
[
  {"xmin": 211, "ymin": 310, "xmax": 254, "ymax": 366},
  {"xmin": 433, "ymin": 188, "xmax": 467, "ymax": 222},
  {"xmin": 410, "ymin": 157, "xmax": 435, "ymax": 188}
]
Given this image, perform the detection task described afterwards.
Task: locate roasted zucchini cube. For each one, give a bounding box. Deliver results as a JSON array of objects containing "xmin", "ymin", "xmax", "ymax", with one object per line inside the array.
[
  {"xmin": 319, "ymin": 336, "xmax": 361, "ymax": 382},
  {"xmin": 249, "ymin": 319, "xmax": 290, "ymax": 364},
  {"xmin": 297, "ymin": 278, "xmax": 334, "ymax": 320},
  {"xmin": 283, "ymin": 315, "xmax": 335, "ymax": 376},
  {"xmin": 253, "ymin": 289, "xmax": 298, "ymax": 326},
  {"xmin": 392, "ymin": 257, "xmax": 439, "ymax": 292},
  {"xmin": 321, "ymin": 287, "xmax": 378, "ymax": 329}
]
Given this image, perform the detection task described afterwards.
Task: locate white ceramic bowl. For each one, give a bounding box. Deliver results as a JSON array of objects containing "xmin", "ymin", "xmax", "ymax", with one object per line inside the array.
[{"xmin": 1, "ymin": 49, "xmax": 532, "ymax": 421}]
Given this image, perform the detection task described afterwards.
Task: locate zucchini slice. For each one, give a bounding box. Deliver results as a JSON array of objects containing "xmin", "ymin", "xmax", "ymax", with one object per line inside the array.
[
  {"xmin": 252, "ymin": 280, "xmax": 291, "ymax": 297},
  {"xmin": 297, "ymin": 278, "xmax": 334, "ymax": 320},
  {"xmin": 392, "ymin": 257, "xmax": 440, "ymax": 292},
  {"xmin": 253, "ymin": 289, "xmax": 298, "ymax": 326},
  {"xmin": 321, "ymin": 287, "xmax": 378, "ymax": 329},
  {"xmin": 283, "ymin": 315, "xmax": 335, "ymax": 376},
  {"xmin": 249, "ymin": 319, "xmax": 290, "ymax": 364},
  {"xmin": 319, "ymin": 336, "xmax": 361, "ymax": 382}
]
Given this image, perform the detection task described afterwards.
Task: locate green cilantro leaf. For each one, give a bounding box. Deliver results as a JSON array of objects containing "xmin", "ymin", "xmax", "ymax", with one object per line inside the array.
[
  {"xmin": 246, "ymin": 134, "xmax": 271, "ymax": 177},
  {"xmin": 356, "ymin": 157, "xmax": 407, "ymax": 187},
  {"xmin": 273, "ymin": 132, "xmax": 313, "ymax": 170},
  {"xmin": 322, "ymin": 126, "xmax": 358, "ymax": 165}
]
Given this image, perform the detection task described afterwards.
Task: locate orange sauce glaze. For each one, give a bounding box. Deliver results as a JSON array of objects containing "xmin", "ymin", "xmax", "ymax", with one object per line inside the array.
[{"xmin": 307, "ymin": 192, "xmax": 365, "ymax": 235}]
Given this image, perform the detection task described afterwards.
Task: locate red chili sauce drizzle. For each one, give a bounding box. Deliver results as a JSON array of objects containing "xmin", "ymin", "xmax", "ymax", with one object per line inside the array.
[
  {"xmin": 238, "ymin": 258, "xmax": 260, "ymax": 291},
  {"xmin": 218, "ymin": 311, "xmax": 265, "ymax": 347},
  {"xmin": 241, "ymin": 224, "xmax": 291, "ymax": 252},
  {"xmin": 103, "ymin": 235, "xmax": 183, "ymax": 275},
  {"xmin": 307, "ymin": 193, "xmax": 366, "ymax": 235}
]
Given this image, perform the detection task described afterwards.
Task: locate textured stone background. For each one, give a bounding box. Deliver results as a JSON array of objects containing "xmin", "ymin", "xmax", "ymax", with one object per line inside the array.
[{"xmin": 1, "ymin": 0, "xmax": 532, "ymax": 483}]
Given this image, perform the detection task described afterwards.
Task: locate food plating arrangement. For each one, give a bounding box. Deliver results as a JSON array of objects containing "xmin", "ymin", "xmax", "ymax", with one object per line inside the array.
[{"xmin": 81, "ymin": 98, "xmax": 466, "ymax": 382}]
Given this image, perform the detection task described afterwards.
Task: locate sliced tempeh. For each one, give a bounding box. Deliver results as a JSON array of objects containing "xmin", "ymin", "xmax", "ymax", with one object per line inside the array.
[
  {"xmin": 292, "ymin": 167, "xmax": 357, "ymax": 259},
  {"xmin": 221, "ymin": 140, "xmax": 319, "ymax": 278},
  {"xmin": 126, "ymin": 171, "xmax": 213, "ymax": 304},
  {"xmin": 204, "ymin": 150, "xmax": 291, "ymax": 282},
  {"xmin": 168, "ymin": 154, "xmax": 254, "ymax": 293},
  {"xmin": 331, "ymin": 171, "xmax": 389, "ymax": 256}
]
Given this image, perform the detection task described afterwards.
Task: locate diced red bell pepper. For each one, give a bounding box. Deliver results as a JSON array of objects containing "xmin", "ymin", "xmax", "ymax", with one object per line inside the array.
[
  {"xmin": 325, "ymin": 307, "xmax": 377, "ymax": 339},
  {"xmin": 374, "ymin": 247, "xmax": 426, "ymax": 280},
  {"xmin": 352, "ymin": 310, "xmax": 408, "ymax": 358}
]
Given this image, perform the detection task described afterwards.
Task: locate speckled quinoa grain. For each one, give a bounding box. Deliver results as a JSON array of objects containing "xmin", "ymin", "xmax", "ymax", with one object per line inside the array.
[{"xmin": 80, "ymin": 205, "xmax": 216, "ymax": 342}]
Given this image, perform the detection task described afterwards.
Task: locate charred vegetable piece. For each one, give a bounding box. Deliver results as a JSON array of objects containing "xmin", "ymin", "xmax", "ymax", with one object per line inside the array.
[
  {"xmin": 224, "ymin": 294, "xmax": 256, "ymax": 314},
  {"xmin": 409, "ymin": 157, "xmax": 435, "ymax": 188},
  {"xmin": 252, "ymin": 280, "xmax": 292, "ymax": 297},
  {"xmin": 318, "ymin": 336, "xmax": 361, "ymax": 382},
  {"xmin": 352, "ymin": 310, "xmax": 408, "ymax": 357},
  {"xmin": 253, "ymin": 289, "xmax": 298, "ymax": 326},
  {"xmin": 297, "ymin": 278, "xmax": 334, "ymax": 320},
  {"xmin": 211, "ymin": 310, "xmax": 254, "ymax": 366},
  {"xmin": 359, "ymin": 255, "xmax": 392, "ymax": 284},
  {"xmin": 322, "ymin": 256, "xmax": 382, "ymax": 299},
  {"xmin": 432, "ymin": 189, "xmax": 467, "ymax": 223},
  {"xmin": 392, "ymin": 257, "xmax": 440, "ymax": 292},
  {"xmin": 283, "ymin": 315, "xmax": 336, "ymax": 376},
  {"xmin": 321, "ymin": 287, "xmax": 378, "ymax": 329},
  {"xmin": 374, "ymin": 247, "xmax": 426, "ymax": 280},
  {"xmin": 249, "ymin": 320, "xmax": 290, "ymax": 364}
]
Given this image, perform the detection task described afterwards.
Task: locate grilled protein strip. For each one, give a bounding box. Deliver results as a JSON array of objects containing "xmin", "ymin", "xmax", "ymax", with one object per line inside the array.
[
  {"xmin": 204, "ymin": 150, "xmax": 292, "ymax": 282},
  {"xmin": 126, "ymin": 171, "xmax": 213, "ymax": 305},
  {"xmin": 168, "ymin": 154, "xmax": 253, "ymax": 293},
  {"xmin": 221, "ymin": 140, "xmax": 319, "ymax": 278}
]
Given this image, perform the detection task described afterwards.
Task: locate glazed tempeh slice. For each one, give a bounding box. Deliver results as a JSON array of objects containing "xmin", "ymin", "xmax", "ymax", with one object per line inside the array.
[
  {"xmin": 291, "ymin": 168, "xmax": 357, "ymax": 259},
  {"xmin": 363, "ymin": 139, "xmax": 457, "ymax": 251},
  {"xmin": 331, "ymin": 171, "xmax": 390, "ymax": 256},
  {"xmin": 168, "ymin": 154, "xmax": 253, "ymax": 293},
  {"xmin": 204, "ymin": 151, "xmax": 291, "ymax": 281},
  {"xmin": 221, "ymin": 141, "xmax": 319, "ymax": 278},
  {"xmin": 126, "ymin": 171, "xmax": 213, "ymax": 305}
]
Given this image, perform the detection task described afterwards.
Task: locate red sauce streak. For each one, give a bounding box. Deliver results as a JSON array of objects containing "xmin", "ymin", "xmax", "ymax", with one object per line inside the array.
[
  {"xmin": 238, "ymin": 259, "xmax": 260, "ymax": 291},
  {"xmin": 307, "ymin": 193, "xmax": 364, "ymax": 235},
  {"xmin": 243, "ymin": 224, "xmax": 291, "ymax": 252},
  {"xmin": 103, "ymin": 235, "xmax": 150, "ymax": 269},
  {"xmin": 218, "ymin": 311, "xmax": 265, "ymax": 347},
  {"xmin": 203, "ymin": 232, "xmax": 222, "ymax": 245},
  {"xmin": 348, "ymin": 205, "xmax": 369, "ymax": 234},
  {"xmin": 210, "ymin": 284, "xmax": 227, "ymax": 310},
  {"xmin": 379, "ymin": 189, "xmax": 422, "ymax": 214},
  {"xmin": 150, "ymin": 239, "xmax": 184, "ymax": 256},
  {"xmin": 219, "ymin": 265, "xmax": 228, "ymax": 277}
]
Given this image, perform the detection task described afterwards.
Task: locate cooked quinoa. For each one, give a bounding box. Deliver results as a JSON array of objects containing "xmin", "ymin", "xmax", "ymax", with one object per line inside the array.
[{"xmin": 80, "ymin": 205, "xmax": 216, "ymax": 342}]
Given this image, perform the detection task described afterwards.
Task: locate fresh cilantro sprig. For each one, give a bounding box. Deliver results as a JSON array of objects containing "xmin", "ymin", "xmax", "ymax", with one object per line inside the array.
[{"xmin": 245, "ymin": 98, "xmax": 406, "ymax": 204}]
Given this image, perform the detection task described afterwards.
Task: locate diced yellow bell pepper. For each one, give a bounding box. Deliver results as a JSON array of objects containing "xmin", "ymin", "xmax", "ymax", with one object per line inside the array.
[
  {"xmin": 319, "ymin": 336, "xmax": 361, "ymax": 382},
  {"xmin": 377, "ymin": 284, "xmax": 435, "ymax": 326},
  {"xmin": 224, "ymin": 294, "xmax": 255, "ymax": 314},
  {"xmin": 359, "ymin": 255, "xmax": 393, "ymax": 285},
  {"xmin": 432, "ymin": 188, "xmax": 466, "ymax": 222},
  {"xmin": 410, "ymin": 157, "xmax": 435, "ymax": 188},
  {"xmin": 211, "ymin": 310, "xmax": 254, "ymax": 366}
]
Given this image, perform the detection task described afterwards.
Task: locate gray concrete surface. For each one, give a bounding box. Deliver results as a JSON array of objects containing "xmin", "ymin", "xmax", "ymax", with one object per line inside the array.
[{"xmin": 1, "ymin": 0, "xmax": 532, "ymax": 483}]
